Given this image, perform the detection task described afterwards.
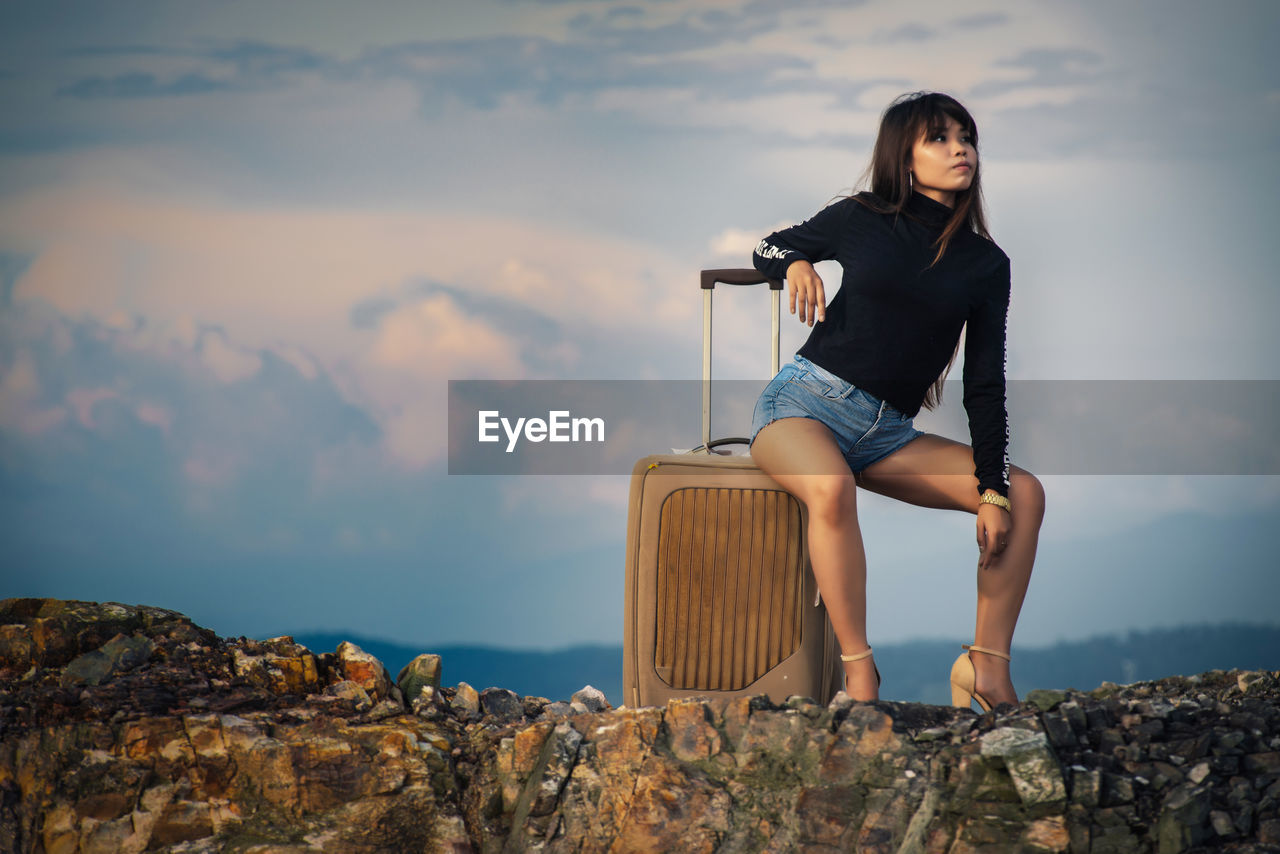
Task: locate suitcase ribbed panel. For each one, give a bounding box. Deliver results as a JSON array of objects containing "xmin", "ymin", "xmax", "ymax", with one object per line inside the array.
[{"xmin": 654, "ymin": 487, "xmax": 805, "ymax": 690}]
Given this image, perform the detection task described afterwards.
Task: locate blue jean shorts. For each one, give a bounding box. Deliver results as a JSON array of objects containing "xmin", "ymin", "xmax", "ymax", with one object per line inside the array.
[{"xmin": 750, "ymin": 355, "xmax": 926, "ymax": 473}]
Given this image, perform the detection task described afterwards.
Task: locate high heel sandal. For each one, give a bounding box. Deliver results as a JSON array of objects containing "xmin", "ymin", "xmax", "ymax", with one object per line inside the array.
[
  {"xmin": 949, "ymin": 644, "xmax": 1010, "ymax": 712},
  {"xmin": 841, "ymin": 646, "xmax": 881, "ymax": 688}
]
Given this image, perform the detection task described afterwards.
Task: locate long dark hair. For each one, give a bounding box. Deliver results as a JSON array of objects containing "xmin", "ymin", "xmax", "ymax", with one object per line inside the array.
[{"xmin": 852, "ymin": 91, "xmax": 994, "ymax": 410}]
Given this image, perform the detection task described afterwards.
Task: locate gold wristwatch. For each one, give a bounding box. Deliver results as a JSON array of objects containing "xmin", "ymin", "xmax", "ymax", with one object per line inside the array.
[{"xmin": 980, "ymin": 491, "xmax": 1012, "ymax": 513}]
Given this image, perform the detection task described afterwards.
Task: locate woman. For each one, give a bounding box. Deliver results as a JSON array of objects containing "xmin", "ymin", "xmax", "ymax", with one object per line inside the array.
[{"xmin": 749, "ymin": 91, "xmax": 1045, "ymax": 709}]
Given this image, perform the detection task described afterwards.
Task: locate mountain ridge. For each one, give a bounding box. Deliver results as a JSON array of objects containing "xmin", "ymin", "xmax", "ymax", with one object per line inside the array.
[{"xmin": 284, "ymin": 621, "xmax": 1280, "ymax": 707}]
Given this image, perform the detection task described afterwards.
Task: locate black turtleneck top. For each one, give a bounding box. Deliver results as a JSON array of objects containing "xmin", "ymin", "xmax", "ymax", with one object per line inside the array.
[{"xmin": 753, "ymin": 190, "xmax": 1011, "ymax": 497}]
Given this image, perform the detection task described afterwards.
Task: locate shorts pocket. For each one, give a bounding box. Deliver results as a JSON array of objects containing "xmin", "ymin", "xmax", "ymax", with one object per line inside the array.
[
  {"xmin": 794, "ymin": 360, "xmax": 856, "ymax": 402},
  {"xmin": 791, "ymin": 369, "xmax": 838, "ymax": 399}
]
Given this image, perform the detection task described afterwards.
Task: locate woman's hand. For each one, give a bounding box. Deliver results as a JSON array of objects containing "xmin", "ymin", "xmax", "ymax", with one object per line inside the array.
[
  {"xmin": 786, "ymin": 259, "xmax": 826, "ymax": 326},
  {"xmin": 976, "ymin": 496, "xmax": 1012, "ymax": 570}
]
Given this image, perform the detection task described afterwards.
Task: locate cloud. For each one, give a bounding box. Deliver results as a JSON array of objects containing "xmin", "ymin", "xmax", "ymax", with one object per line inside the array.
[
  {"xmin": 565, "ymin": 5, "xmax": 778, "ymax": 56},
  {"xmin": 58, "ymin": 71, "xmax": 240, "ymax": 99},
  {"xmin": 0, "ymin": 302, "xmax": 380, "ymax": 506},
  {"xmin": 360, "ymin": 36, "xmax": 815, "ymax": 111},
  {"xmin": 708, "ymin": 220, "xmax": 798, "ymax": 259},
  {"xmin": 0, "ymin": 180, "xmax": 688, "ymax": 360},
  {"xmin": 271, "ymin": 343, "xmax": 319, "ymax": 381},
  {"xmin": 0, "ymin": 173, "xmax": 725, "ymax": 476},
  {"xmin": 134, "ymin": 400, "xmax": 173, "ymax": 433},
  {"xmin": 952, "ymin": 12, "xmax": 1009, "ymax": 29},
  {"xmin": 368, "ymin": 292, "xmax": 523, "ymax": 380},
  {"xmin": 47, "ymin": 24, "xmax": 812, "ymax": 114},
  {"xmin": 0, "ymin": 349, "xmax": 67, "ymax": 435},
  {"xmin": 55, "ymin": 41, "xmax": 342, "ymax": 100},
  {"xmin": 199, "ymin": 328, "xmax": 262, "ymax": 383},
  {"xmin": 0, "ymin": 316, "xmax": 406, "ymax": 609},
  {"xmin": 709, "ymin": 227, "xmax": 765, "ymax": 260},
  {"xmin": 13, "ymin": 2, "xmax": 937, "ymax": 145},
  {"xmin": 349, "ymin": 295, "xmax": 399, "ymax": 331},
  {"xmin": 4, "ymin": 0, "xmax": 1275, "ymax": 171},
  {"xmin": 971, "ymin": 47, "xmax": 1108, "ymax": 97},
  {"xmin": 1, "ymin": 253, "xmax": 32, "ymax": 306},
  {"xmin": 871, "ymin": 23, "xmax": 935, "ymax": 44},
  {"xmin": 65, "ymin": 386, "xmax": 118, "ymax": 428},
  {"xmin": 507, "ymin": 475, "xmax": 629, "ymax": 514}
]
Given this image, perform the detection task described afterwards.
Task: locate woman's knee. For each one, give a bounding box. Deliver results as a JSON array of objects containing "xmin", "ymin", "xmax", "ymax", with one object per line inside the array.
[
  {"xmin": 1010, "ymin": 467, "xmax": 1046, "ymax": 523},
  {"xmin": 798, "ymin": 474, "xmax": 858, "ymax": 524}
]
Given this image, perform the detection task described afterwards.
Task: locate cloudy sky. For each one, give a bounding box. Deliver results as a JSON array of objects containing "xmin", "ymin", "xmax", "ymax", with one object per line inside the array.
[{"xmin": 2, "ymin": 0, "xmax": 1277, "ymax": 657}]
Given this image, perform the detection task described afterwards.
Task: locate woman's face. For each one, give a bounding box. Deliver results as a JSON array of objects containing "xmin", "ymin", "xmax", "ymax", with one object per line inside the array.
[{"xmin": 908, "ymin": 115, "xmax": 976, "ymax": 208}]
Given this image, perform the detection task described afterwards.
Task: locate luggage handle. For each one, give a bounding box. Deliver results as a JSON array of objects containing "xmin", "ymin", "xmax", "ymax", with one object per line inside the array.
[
  {"xmin": 699, "ymin": 269, "xmax": 783, "ymax": 454},
  {"xmin": 697, "ymin": 277, "xmax": 820, "ymax": 610}
]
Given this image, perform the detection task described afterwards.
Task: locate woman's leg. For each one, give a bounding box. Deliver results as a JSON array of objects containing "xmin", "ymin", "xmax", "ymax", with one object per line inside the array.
[
  {"xmin": 856, "ymin": 434, "xmax": 1046, "ymax": 706},
  {"xmin": 750, "ymin": 417, "xmax": 880, "ymax": 700}
]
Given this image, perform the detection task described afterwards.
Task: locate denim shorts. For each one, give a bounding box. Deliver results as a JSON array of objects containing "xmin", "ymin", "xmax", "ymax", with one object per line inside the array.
[{"xmin": 750, "ymin": 355, "xmax": 926, "ymax": 473}]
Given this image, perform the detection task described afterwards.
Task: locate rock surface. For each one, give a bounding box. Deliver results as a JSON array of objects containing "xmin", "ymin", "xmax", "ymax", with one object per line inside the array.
[{"xmin": 2, "ymin": 598, "xmax": 1278, "ymax": 853}]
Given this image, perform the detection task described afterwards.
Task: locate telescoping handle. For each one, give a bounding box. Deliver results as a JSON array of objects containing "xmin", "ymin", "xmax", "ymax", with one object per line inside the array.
[{"xmin": 699, "ymin": 269, "xmax": 784, "ymax": 454}]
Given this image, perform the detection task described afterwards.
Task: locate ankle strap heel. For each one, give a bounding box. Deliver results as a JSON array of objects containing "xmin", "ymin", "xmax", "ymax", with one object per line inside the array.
[
  {"xmin": 951, "ymin": 644, "xmax": 1012, "ymax": 712},
  {"xmin": 961, "ymin": 643, "xmax": 1011, "ymax": 662},
  {"xmin": 840, "ymin": 646, "xmax": 881, "ymax": 689}
]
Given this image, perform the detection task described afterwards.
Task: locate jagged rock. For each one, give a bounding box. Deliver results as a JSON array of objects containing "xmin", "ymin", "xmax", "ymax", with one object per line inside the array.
[
  {"xmin": 1157, "ymin": 782, "xmax": 1212, "ymax": 851},
  {"xmin": 1211, "ymin": 808, "xmax": 1237, "ymax": 838},
  {"xmin": 1261, "ymin": 819, "xmax": 1280, "ymax": 844},
  {"xmin": 980, "ymin": 727, "xmax": 1068, "ymax": 806},
  {"xmin": 4, "ymin": 598, "xmax": 1280, "ymax": 854},
  {"xmin": 451, "ymin": 680, "xmax": 480, "ymax": 721},
  {"xmin": 479, "ymin": 687, "xmax": 522, "ymax": 722},
  {"xmin": 59, "ymin": 633, "xmax": 154, "ymax": 687},
  {"xmin": 666, "ymin": 697, "xmax": 722, "ymax": 762},
  {"xmin": 570, "ymin": 684, "xmax": 610, "ymax": 713},
  {"xmin": 324, "ymin": 679, "xmax": 372, "ymax": 711},
  {"xmin": 538, "ymin": 700, "xmax": 573, "ymax": 719},
  {"xmin": 1021, "ymin": 815, "xmax": 1070, "ymax": 852},
  {"xmin": 411, "ymin": 684, "xmax": 445, "ymax": 720},
  {"xmin": 826, "ymin": 688, "xmax": 855, "ymax": 717},
  {"xmin": 367, "ymin": 698, "xmax": 404, "ymax": 721},
  {"xmin": 231, "ymin": 635, "xmax": 325, "ymax": 696},
  {"xmin": 1025, "ymin": 687, "xmax": 1067, "ymax": 712},
  {"xmin": 0, "ymin": 599, "xmax": 194, "ymax": 672},
  {"xmin": 527, "ymin": 721, "xmax": 583, "ymax": 817},
  {"xmin": 396, "ymin": 653, "xmax": 441, "ymax": 703},
  {"xmin": 522, "ymin": 695, "xmax": 550, "ymax": 718},
  {"xmin": 334, "ymin": 641, "xmax": 391, "ymax": 701},
  {"xmin": 1239, "ymin": 670, "xmax": 1271, "ymax": 693}
]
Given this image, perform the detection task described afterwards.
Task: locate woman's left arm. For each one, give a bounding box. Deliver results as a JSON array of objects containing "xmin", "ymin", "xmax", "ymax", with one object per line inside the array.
[{"xmin": 963, "ymin": 254, "xmax": 1013, "ymax": 568}]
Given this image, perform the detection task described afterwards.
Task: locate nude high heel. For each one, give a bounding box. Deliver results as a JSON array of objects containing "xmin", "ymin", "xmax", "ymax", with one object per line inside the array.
[
  {"xmin": 841, "ymin": 646, "xmax": 881, "ymax": 688},
  {"xmin": 949, "ymin": 644, "xmax": 1010, "ymax": 712}
]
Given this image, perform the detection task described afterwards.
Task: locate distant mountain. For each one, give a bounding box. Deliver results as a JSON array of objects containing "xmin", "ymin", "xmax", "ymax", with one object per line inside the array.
[
  {"xmin": 287, "ymin": 622, "xmax": 1279, "ymax": 708},
  {"xmin": 878, "ymin": 623, "xmax": 1280, "ymax": 706}
]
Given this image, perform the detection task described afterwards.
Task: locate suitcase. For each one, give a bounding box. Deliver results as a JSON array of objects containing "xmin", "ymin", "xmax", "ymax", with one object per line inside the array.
[{"xmin": 622, "ymin": 269, "xmax": 844, "ymax": 709}]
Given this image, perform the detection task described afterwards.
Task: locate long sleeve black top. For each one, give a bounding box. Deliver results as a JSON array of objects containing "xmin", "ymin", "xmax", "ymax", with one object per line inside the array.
[{"xmin": 753, "ymin": 189, "xmax": 1011, "ymax": 497}]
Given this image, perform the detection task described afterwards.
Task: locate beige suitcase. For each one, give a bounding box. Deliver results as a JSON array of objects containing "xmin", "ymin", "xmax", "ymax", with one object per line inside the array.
[{"xmin": 622, "ymin": 269, "xmax": 844, "ymax": 708}]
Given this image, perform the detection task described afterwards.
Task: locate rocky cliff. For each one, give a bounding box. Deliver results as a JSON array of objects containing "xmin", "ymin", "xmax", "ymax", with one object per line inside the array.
[{"xmin": 1, "ymin": 599, "xmax": 1277, "ymax": 853}]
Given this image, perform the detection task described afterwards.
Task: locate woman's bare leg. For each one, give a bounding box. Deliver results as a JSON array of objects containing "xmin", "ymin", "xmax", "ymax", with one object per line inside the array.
[
  {"xmin": 750, "ymin": 417, "xmax": 879, "ymax": 700},
  {"xmin": 856, "ymin": 434, "xmax": 1046, "ymax": 706}
]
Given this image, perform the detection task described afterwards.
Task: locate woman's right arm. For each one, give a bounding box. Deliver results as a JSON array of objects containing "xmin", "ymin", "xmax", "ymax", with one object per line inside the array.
[{"xmin": 752, "ymin": 199, "xmax": 853, "ymax": 326}]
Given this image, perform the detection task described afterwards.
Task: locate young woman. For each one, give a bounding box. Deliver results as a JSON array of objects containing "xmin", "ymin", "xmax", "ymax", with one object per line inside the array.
[{"xmin": 749, "ymin": 91, "xmax": 1045, "ymax": 709}]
